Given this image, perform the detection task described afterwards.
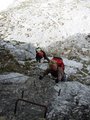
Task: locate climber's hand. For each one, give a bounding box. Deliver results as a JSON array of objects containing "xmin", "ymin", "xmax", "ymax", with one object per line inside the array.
[{"xmin": 39, "ymin": 75, "xmax": 43, "ymax": 80}]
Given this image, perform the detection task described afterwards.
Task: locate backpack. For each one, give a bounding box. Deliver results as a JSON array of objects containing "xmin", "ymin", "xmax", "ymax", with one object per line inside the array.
[{"xmin": 51, "ymin": 57, "xmax": 65, "ymax": 70}]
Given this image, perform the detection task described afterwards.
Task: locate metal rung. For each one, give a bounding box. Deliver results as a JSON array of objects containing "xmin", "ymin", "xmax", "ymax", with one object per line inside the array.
[{"xmin": 14, "ymin": 98, "xmax": 47, "ymax": 118}]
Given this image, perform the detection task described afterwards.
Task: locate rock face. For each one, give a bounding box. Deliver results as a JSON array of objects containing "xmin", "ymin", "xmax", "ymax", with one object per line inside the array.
[
  {"xmin": 0, "ymin": 45, "xmax": 20, "ymax": 73},
  {"xmin": 0, "ymin": 67, "xmax": 90, "ymax": 120},
  {"xmin": 0, "ymin": 72, "xmax": 29, "ymax": 84},
  {"xmin": 0, "ymin": 40, "xmax": 36, "ymax": 60},
  {"xmin": 47, "ymin": 81, "xmax": 90, "ymax": 120},
  {"xmin": 0, "ymin": 40, "xmax": 90, "ymax": 120}
]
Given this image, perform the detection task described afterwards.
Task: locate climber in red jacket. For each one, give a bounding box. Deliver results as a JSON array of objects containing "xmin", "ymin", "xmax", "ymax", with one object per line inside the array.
[{"xmin": 39, "ymin": 57, "xmax": 66, "ymax": 83}]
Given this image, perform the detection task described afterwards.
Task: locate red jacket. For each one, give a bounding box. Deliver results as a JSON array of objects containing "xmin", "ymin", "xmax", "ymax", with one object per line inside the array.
[{"xmin": 52, "ymin": 57, "xmax": 65, "ymax": 71}]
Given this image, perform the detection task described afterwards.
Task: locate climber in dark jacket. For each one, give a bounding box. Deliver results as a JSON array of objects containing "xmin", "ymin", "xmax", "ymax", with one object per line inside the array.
[{"xmin": 36, "ymin": 47, "xmax": 50, "ymax": 63}]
